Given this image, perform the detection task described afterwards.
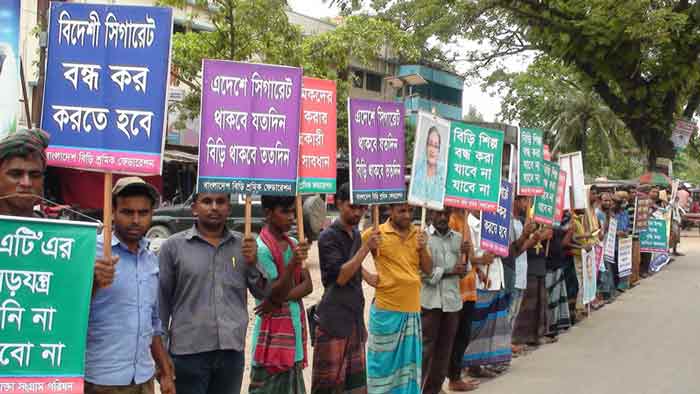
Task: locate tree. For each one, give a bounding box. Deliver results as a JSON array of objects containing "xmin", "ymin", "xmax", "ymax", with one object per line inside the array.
[
  {"xmin": 333, "ymin": 0, "xmax": 700, "ymax": 169},
  {"xmin": 463, "ymin": 104, "xmax": 485, "ymax": 122},
  {"xmin": 162, "ymin": 0, "xmax": 419, "ymax": 151}
]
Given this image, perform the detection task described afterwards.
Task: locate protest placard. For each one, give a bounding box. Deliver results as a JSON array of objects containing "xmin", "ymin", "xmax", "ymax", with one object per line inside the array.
[
  {"xmin": 348, "ymin": 98, "xmax": 405, "ymax": 204},
  {"xmin": 634, "ymin": 192, "xmax": 652, "ymax": 231},
  {"xmin": 640, "ymin": 218, "xmax": 668, "ymax": 253},
  {"xmin": 480, "ymin": 180, "xmax": 513, "ymax": 257},
  {"xmin": 444, "ymin": 122, "xmax": 504, "ymax": 212},
  {"xmin": 554, "ymin": 170, "xmax": 567, "ymax": 224},
  {"xmin": 41, "ymin": 3, "xmax": 172, "ymax": 175},
  {"xmin": 0, "ymin": 216, "xmax": 97, "ymax": 394},
  {"xmin": 604, "ymin": 217, "xmax": 617, "ymax": 262},
  {"xmin": 197, "ymin": 60, "xmax": 302, "ymax": 196},
  {"xmin": 0, "ymin": 0, "xmax": 20, "ymax": 137},
  {"xmin": 298, "ymin": 77, "xmax": 336, "ymax": 194},
  {"xmin": 558, "ymin": 152, "xmax": 586, "ymax": 210},
  {"xmin": 517, "ymin": 128, "xmax": 544, "ymax": 196},
  {"xmin": 408, "ymin": 111, "xmax": 450, "ymax": 210},
  {"xmin": 618, "ymin": 237, "xmax": 633, "ymax": 277},
  {"xmin": 533, "ymin": 160, "xmax": 560, "ymax": 225},
  {"xmin": 581, "ymin": 247, "xmax": 598, "ymax": 305}
]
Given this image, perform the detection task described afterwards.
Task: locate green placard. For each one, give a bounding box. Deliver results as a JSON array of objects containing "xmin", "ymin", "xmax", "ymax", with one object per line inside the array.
[
  {"xmin": 533, "ymin": 160, "xmax": 560, "ymax": 225},
  {"xmin": 639, "ymin": 218, "xmax": 668, "ymax": 253},
  {"xmin": 444, "ymin": 121, "xmax": 504, "ymax": 212},
  {"xmin": 518, "ymin": 128, "xmax": 545, "ymax": 196},
  {"xmin": 0, "ymin": 216, "xmax": 97, "ymax": 392}
]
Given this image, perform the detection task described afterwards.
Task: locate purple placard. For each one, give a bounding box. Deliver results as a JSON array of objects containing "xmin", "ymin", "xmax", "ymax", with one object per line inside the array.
[
  {"xmin": 480, "ymin": 180, "xmax": 513, "ymax": 257},
  {"xmin": 348, "ymin": 98, "xmax": 405, "ymax": 204},
  {"xmin": 197, "ymin": 60, "xmax": 302, "ymax": 195}
]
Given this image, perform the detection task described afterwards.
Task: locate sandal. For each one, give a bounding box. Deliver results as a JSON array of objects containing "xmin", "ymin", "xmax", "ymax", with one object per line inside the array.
[{"xmin": 468, "ymin": 366, "xmax": 499, "ymax": 378}]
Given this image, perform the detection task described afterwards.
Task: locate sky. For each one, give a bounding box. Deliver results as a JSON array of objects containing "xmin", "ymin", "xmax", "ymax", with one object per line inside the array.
[{"xmin": 286, "ymin": 0, "xmax": 530, "ymax": 122}]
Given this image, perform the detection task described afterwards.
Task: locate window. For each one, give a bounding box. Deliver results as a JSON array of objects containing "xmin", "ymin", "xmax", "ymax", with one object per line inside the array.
[
  {"xmin": 365, "ymin": 72, "xmax": 382, "ymax": 92},
  {"xmin": 351, "ymin": 70, "xmax": 364, "ymax": 88}
]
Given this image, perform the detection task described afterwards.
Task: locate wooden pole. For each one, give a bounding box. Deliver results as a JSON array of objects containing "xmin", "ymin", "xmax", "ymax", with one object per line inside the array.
[
  {"xmin": 420, "ymin": 205, "xmax": 427, "ymax": 231},
  {"xmin": 19, "ymin": 58, "xmax": 32, "ymax": 128},
  {"xmin": 103, "ymin": 172, "xmax": 113, "ymax": 258},
  {"xmin": 244, "ymin": 195, "xmax": 252, "ymax": 238},
  {"xmin": 295, "ymin": 195, "xmax": 305, "ymax": 243},
  {"xmin": 295, "ymin": 195, "xmax": 306, "ymax": 268},
  {"xmin": 373, "ymin": 205, "xmax": 380, "ymax": 229},
  {"xmin": 373, "ymin": 205, "xmax": 380, "ymax": 257}
]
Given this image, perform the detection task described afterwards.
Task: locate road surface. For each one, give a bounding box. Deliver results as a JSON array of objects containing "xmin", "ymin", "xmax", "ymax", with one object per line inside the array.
[{"xmin": 466, "ymin": 235, "xmax": 700, "ymax": 394}]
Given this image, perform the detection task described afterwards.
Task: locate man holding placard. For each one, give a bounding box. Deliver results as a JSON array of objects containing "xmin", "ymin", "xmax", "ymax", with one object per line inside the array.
[
  {"xmin": 312, "ymin": 183, "xmax": 378, "ymax": 394},
  {"xmin": 86, "ymin": 178, "xmax": 174, "ymax": 394},
  {"xmin": 363, "ymin": 203, "xmax": 431, "ymax": 394},
  {"xmin": 250, "ymin": 196, "xmax": 312, "ymax": 394},
  {"xmin": 0, "ymin": 128, "xmax": 118, "ymax": 290},
  {"xmin": 421, "ymin": 207, "xmax": 471, "ymax": 394},
  {"xmin": 159, "ymin": 193, "xmax": 266, "ymax": 394}
]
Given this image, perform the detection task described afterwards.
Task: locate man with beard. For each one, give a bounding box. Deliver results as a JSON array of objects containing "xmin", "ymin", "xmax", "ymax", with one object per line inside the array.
[
  {"xmin": 249, "ymin": 196, "xmax": 312, "ymax": 394},
  {"xmin": 86, "ymin": 177, "xmax": 175, "ymax": 394},
  {"xmin": 421, "ymin": 207, "xmax": 471, "ymax": 394},
  {"xmin": 311, "ymin": 183, "xmax": 379, "ymax": 394},
  {"xmin": 159, "ymin": 193, "xmax": 266, "ymax": 394},
  {"xmin": 364, "ymin": 203, "xmax": 432, "ymax": 394},
  {"xmin": 0, "ymin": 128, "xmax": 116, "ymax": 290},
  {"xmin": 596, "ymin": 192, "xmax": 616, "ymax": 303}
]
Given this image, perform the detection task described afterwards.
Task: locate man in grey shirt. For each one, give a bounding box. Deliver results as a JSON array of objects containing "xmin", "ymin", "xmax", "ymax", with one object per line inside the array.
[{"xmin": 159, "ymin": 192, "xmax": 268, "ymax": 394}]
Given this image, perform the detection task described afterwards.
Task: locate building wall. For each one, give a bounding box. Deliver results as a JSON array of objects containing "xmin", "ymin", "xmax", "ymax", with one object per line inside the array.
[{"xmin": 398, "ymin": 64, "xmax": 464, "ymax": 122}]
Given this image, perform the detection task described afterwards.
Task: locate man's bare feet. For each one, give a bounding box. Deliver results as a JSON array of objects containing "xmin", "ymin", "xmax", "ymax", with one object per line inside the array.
[{"xmin": 449, "ymin": 379, "xmax": 480, "ymax": 392}]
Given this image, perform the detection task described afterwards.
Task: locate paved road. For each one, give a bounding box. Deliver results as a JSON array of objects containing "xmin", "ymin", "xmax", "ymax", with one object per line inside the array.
[{"xmin": 464, "ymin": 236, "xmax": 700, "ymax": 394}]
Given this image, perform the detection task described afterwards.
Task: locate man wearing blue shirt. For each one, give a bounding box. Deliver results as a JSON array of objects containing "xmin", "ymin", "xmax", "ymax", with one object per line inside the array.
[{"xmin": 85, "ymin": 177, "xmax": 175, "ymax": 394}]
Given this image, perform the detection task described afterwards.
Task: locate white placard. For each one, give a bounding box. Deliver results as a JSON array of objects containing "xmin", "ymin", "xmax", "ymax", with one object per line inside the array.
[
  {"xmin": 558, "ymin": 152, "xmax": 586, "ymax": 210},
  {"xmin": 604, "ymin": 216, "xmax": 617, "ymax": 262},
  {"xmin": 617, "ymin": 237, "xmax": 633, "ymax": 277}
]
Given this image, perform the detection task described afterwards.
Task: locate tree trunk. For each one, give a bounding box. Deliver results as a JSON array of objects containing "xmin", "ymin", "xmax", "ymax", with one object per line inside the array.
[{"xmin": 647, "ymin": 149, "xmax": 657, "ymax": 171}]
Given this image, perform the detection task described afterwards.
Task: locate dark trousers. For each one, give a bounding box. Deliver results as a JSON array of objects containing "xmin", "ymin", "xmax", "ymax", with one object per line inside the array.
[
  {"xmin": 171, "ymin": 350, "xmax": 245, "ymax": 394},
  {"xmin": 421, "ymin": 308, "xmax": 460, "ymax": 394},
  {"xmin": 447, "ymin": 301, "xmax": 475, "ymax": 381}
]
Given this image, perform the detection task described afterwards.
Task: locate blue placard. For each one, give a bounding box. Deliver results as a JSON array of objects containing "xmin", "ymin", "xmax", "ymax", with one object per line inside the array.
[
  {"xmin": 480, "ymin": 180, "xmax": 513, "ymax": 257},
  {"xmin": 40, "ymin": 3, "xmax": 172, "ymax": 175}
]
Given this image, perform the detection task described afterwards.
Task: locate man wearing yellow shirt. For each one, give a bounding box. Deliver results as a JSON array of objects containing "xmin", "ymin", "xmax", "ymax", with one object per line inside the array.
[{"xmin": 363, "ymin": 203, "xmax": 432, "ymax": 394}]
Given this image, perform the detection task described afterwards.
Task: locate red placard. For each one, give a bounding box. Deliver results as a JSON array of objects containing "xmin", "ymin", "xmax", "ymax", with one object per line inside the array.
[
  {"xmin": 554, "ymin": 170, "xmax": 567, "ymax": 224},
  {"xmin": 543, "ymin": 144, "xmax": 551, "ymax": 161},
  {"xmin": 298, "ymin": 77, "xmax": 337, "ymax": 193}
]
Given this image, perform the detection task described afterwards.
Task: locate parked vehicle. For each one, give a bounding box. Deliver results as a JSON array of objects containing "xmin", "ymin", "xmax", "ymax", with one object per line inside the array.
[{"xmin": 147, "ymin": 193, "xmax": 327, "ymax": 252}]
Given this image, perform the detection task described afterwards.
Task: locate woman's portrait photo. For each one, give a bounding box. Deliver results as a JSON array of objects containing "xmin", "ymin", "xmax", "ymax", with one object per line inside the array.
[{"xmin": 408, "ymin": 112, "xmax": 451, "ymax": 210}]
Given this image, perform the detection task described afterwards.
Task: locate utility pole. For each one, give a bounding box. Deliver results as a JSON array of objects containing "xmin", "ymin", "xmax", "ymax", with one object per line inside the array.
[{"xmin": 30, "ymin": 0, "xmax": 50, "ymax": 127}]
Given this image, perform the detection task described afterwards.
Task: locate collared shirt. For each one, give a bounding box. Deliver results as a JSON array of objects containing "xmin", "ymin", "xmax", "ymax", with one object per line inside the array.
[
  {"xmin": 316, "ymin": 220, "xmax": 365, "ymax": 338},
  {"xmin": 448, "ymin": 213, "xmax": 477, "ymax": 302},
  {"xmin": 421, "ymin": 227, "xmax": 463, "ymax": 312},
  {"xmin": 616, "ymin": 210, "xmax": 630, "ymax": 234},
  {"xmin": 362, "ymin": 220, "xmax": 423, "ymax": 313},
  {"xmin": 468, "ymin": 214, "xmax": 504, "ymax": 290},
  {"xmin": 158, "ymin": 226, "xmax": 268, "ymax": 355},
  {"xmin": 511, "ymin": 218, "xmax": 528, "ymax": 290},
  {"xmin": 86, "ymin": 234, "xmax": 162, "ymax": 385}
]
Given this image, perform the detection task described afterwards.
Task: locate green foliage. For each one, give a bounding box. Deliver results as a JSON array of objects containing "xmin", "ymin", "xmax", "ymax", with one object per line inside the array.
[
  {"xmin": 334, "ymin": 0, "xmax": 700, "ymax": 169},
  {"xmin": 463, "ymin": 105, "xmax": 485, "ymax": 123},
  {"xmin": 161, "ymin": 0, "xmax": 419, "ymax": 151}
]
